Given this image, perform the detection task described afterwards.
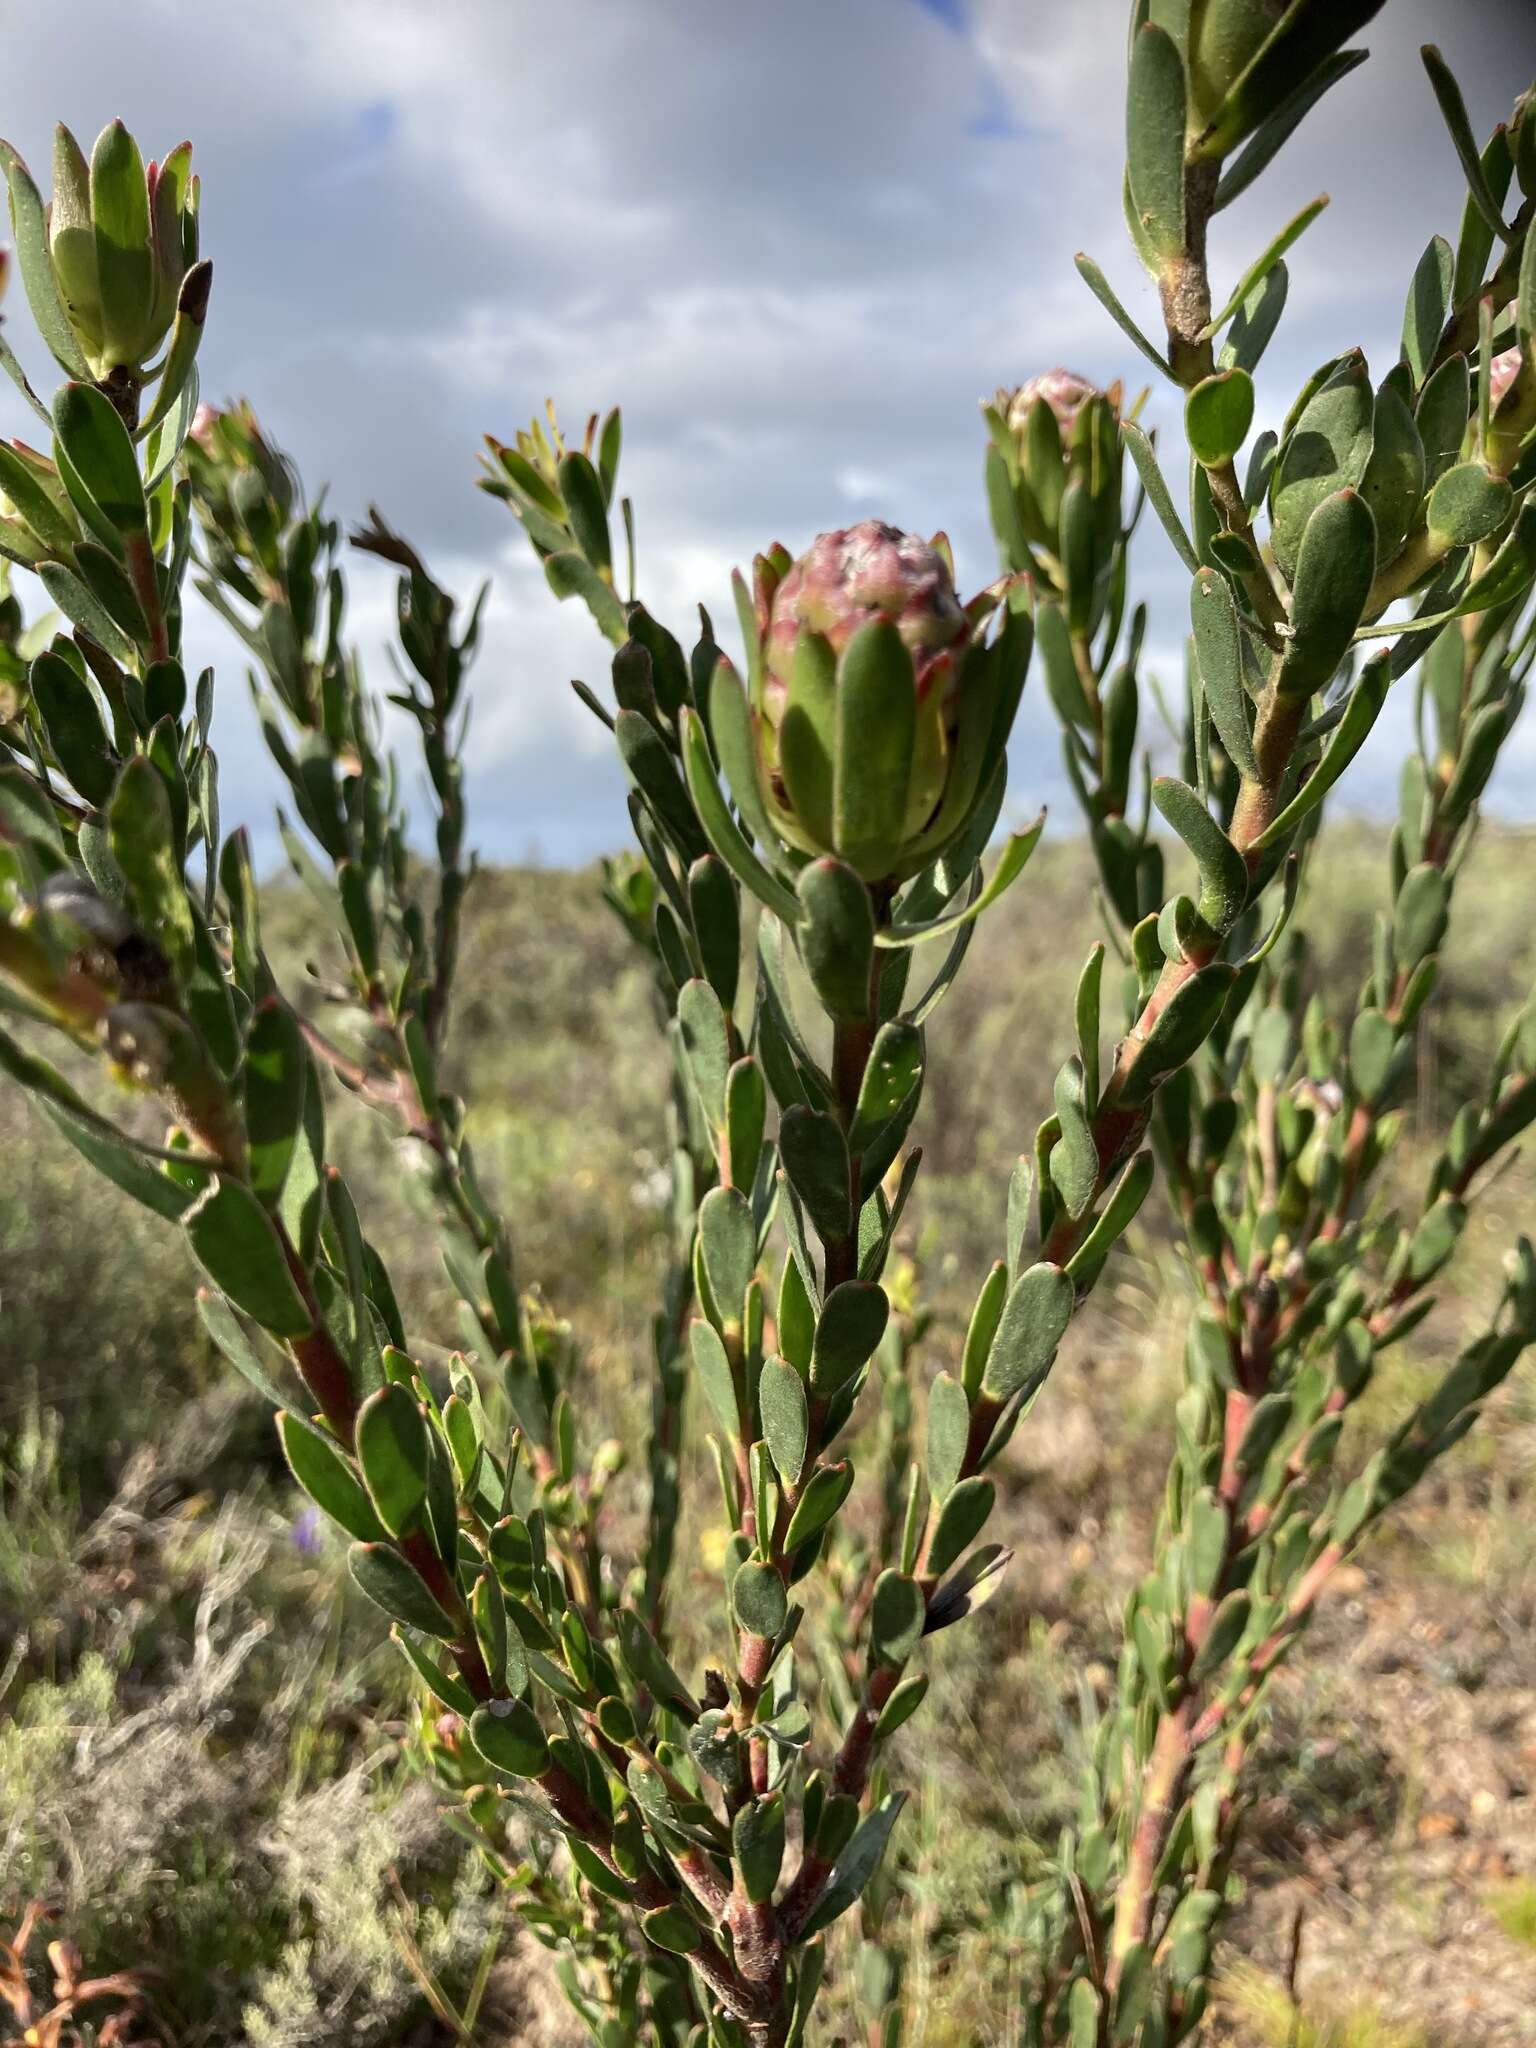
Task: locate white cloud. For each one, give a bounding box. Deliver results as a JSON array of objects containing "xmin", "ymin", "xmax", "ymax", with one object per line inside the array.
[
  {"xmin": 970, "ymin": 0, "xmax": 1127, "ymax": 120},
  {"xmin": 1, "ymin": 0, "xmax": 1531, "ymax": 861}
]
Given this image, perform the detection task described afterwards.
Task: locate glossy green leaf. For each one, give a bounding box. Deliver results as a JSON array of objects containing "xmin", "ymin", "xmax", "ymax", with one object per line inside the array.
[
  {"xmin": 1415, "ymin": 353, "xmax": 1471, "ymax": 484},
  {"xmin": 90, "ymin": 121, "xmax": 153, "ymax": 368},
  {"xmin": 348, "ymin": 1541, "xmax": 456, "ymax": 1639},
  {"xmin": 783, "ymin": 1458, "xmax": 854, "ymax": 1550},
  {"xmin": 734, "ymin": 1793, "xmax": 787, "ymax": 1904},
  {"xmin": 28, "ymin": 650, "xmax": 116, "ymax": 806},
  {"xmin": 777, "ymin": 627, "xmax": 837, "ymax": 847},
  {"xmin": 1189, "ymin": 567, "xmax": 1259, "ymax": 778},
  {"xmin": 875, "ymin": 1671, "xmax": 930, "ymax": 1739},
  {"xmin": 53, "ymin": 381, "xmax": 146, "ymax": 537},
  {"xmin": 470, "ymin": 1699, "xmax": 550, "ymax": 1778},
  {"xmin": 681, "ymin": 703, "xmax": 802, "ymax": 926},
  {"xmin": 1274, "ymin": 488, "xmax": 1376, "ymax": 697},
  {"xmin": 1212, "ymin": 52, "xmax": 1367, "ymax": 211},
  {"xmin": 1394, "ymin": 862, "xmax": 1449, "ymax": 969},
  {"xmin": 678, "ymin": 976, "xmax": 730, "ymax": 1132},
  {"xmin": 724, "ymin": 1055, "xmax": 767, "ymax": 1192},
  {"xmin": 760, "ymin": 1354, "xmax": 809, "ymax": 1485},
  {"xmin": 1123, "ymin": 419, "xmax": 1200, "ymax": 573},
  {"xmin": 778, "ymin": 1105, "xmax": 852, "ymax": 1244},
  {"xmin": 689, "ymin": 1318, "xmax": 741, "ymax": 1436},
  {"xmin": 799, "ymin": 1793, "xmax": 908, "ymax": 1938},
  {"xmin": 392, "ymin": 1628, "xmax": 477, "ymax": 1717},
  {"xmin": 1120, "ymin": 963, "xmax": 1236, "ymax": 1103},
  {"xmin": 243, "ymin": 999, "xmax": 305, "ymax": 1207},
  {"xmin": 870, "ymin": 1570, "xmax": 925, "ymax": 1667},
  {"xmin": 925, "ymin": 1371, "xmax": 971, "ymax": 1501},
  {"xmin": 779, "ymin": 1248, "xmax": 817, "ymax": 1367},
  {"xmin": 962, "ymin": 1260, "xmax": 1008, "ymax": 1400},
  {"xmin": 1421, "ymin": 44, "xmax": 1509, "ymax": 240},
  {"xmin": 686, "ymin": 851, "xmax": 740, "ymax": 1010},
  {"xmin": 614, "ymin": 709, "xmax": 707, "ymax": 866},
  {"xmin": 926, "ymin": 1475, "xmax": 994, "ymax": 1577},
  {"xmin": 108, "ymin": 754, "xmax": 193, "ymax": 967},
  {"xmin": 848, "ymin": 1020, "xmax": 923, "ymax": 1154},
  {"xmin": 354, "ymin": 1382, "xmax": 431, "ymax": 1539},
  {"xmin": 641, "ymin": 1906, "xmax": 701, "ymax": 1955},
  {"xmin": 1050, "ymin": 1056, "xmax": 1098, "ymax": 1218},
  {"xmin": 544, "ymin": 548, "xmax": 626, "ymax": 641},
  {"xmin": 1126, "ymin": 24, "xmax": 1187, "ymax": 265},
  {"xmin": 135, "ymin": 263, "xmax": 211, "ymax": 447},
  {"xmin": 196, "ymin": 1288, "xmax": 290, "ymax": 1406},
  {"xmin": 1064, "ymin": 1149, "xmax": 1155, "ymax": 1289},
  {"xmin": 1219, "ymin": 262, "xmax": 1289, "ymax": 378},
  {"xmin": 833, "ymin": 620, "xmax": 915, "ymax": 877},
  {"xmin": 556, "ymin": 450, "xmax": 611, "ymax": 574},
  {"xmin": 183, "ymin": 1175, "xmax": 312, "ymax": 1337},
  {"xmin": 0, "ymin": 444, "xmax": 78, "ymax": 556},
  {"xmin": 1269, "ymin": 356, "xmax": 1375, "ymax": 580},
  {"xmin": 698, "ymin": 1184, "xmax": 757, "ymax": 1329},
  {"xmin": 1401, "ymin": 235, "xmax": 1454, "ymax": 388},
  {"xmin": 37, "ymin": 562, "xmax": 133, "ymax": 664},
  {"xmin": 1152, "ymin": 776, "xmax": 1248, "ymax": 930},
  {"xmin": 797, "ymin": 857, "xmax": 875, "ymax": 1019},
  {"xmin": 981, "ymin": 1262, "xmax": 1074, "ymax": 1404},
  {"xmin": 1192, "ymin": 0, "xmax": 1385, "ymax": 162},
  {"xmin": 1350, "ymin": 1007, "xmax": 1398, "ymax": 1102},
  {"xmin": 277, "ymin": 1409, "xmax": 383, "ymax": 1543},
  {"xmin": 1035, "ymin": 596, "xmax": 1092, "ymax": 730},
  {"xmin": 1427, "ymin": 462, "xmax": 1513, "ymax": 547},
  {"xmin": 616, "ymin": 1610, "xmax": 697, "ymax": 1720},
  {"xmin": 875, "ymin": 811, "xmax": 1045, "ymax": 949},
  {"xmin": 1185, "ymin": 368, "xmax": 1255, "ymax": 466},
  {"xmin": 733, "ymin": 1558, "xmax": 788, "ymax": 1639},
  {"xmin": 1439, "ymin": 701, "xmax": 1508, "ymax": 827},
  {"xmin": 1069, "ymin": 1978, "xmax": 1103, "ymax": 2048},
  {"xmin": 809, "ymin": 1280, "xmax": 890, "ymax": 1396},
  {"xmin": 0, "ymin": 140, "xmax": 91, "ymax": 376},
  {"xmin": 1202, "ymin": 195, "xmax": 1328, "ymax": 344},
  {"xmin": 1073, "ymin": 252, "xmax": 1174, "ymax": 379}
]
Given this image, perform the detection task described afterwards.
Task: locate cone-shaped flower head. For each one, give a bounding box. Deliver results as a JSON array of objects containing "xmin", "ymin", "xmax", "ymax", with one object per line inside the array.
[
  {"xmin": 1004, "ymin": 368, "xmax": 1108, "ymax": 439},
  {"xmin": 760, "ymin": 521, "xmax": 968, "ymax": 726},
  {"xmin": 990, "ymin": 370, "xmax": 1126, "ymax": 600},
  {"xmin": 739, "ymin": 519, "xmax": 1028, "ymax": 884}
]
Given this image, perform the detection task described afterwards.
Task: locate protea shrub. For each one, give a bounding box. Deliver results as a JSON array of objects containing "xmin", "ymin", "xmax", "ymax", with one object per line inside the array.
[{"xmin": 3, "ymin": 6, "xmax": 1536, "ymax": 2045}]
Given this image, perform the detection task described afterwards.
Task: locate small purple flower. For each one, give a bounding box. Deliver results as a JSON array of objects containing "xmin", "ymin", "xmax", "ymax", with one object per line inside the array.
[{"xmin": 291, "ymin": 1504, "xmax": 324, "ymax": 1554}]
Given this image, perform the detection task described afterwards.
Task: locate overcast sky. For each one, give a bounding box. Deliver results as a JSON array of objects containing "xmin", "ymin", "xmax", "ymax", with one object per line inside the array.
[{"xmin": 3, "ymin": 0, "xmax": 1533, "ymax": 864}]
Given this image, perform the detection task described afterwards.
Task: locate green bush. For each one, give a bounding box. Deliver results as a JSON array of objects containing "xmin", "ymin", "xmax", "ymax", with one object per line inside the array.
[{"xmin": 2, "ymin": 15, "xmax": 1536, "ymax": 2045}]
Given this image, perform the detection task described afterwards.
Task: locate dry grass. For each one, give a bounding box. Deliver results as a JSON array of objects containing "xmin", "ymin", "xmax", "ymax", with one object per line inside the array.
[{"xmin": 2, "ymin": 826, "xmax": 1534, "ymax": 2044}]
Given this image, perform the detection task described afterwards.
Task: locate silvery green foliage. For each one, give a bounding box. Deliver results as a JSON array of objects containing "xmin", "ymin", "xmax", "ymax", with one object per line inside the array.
[
  {"xmin": 0, "ymin": 12, "xmax": 1534, "ymax": 2041},
  {"xmin": 977, "ymin": 8, "xmax": 1536, "ymax": 2039}
]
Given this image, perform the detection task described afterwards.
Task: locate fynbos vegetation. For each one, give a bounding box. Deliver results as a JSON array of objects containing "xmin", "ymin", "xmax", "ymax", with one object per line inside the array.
[{"xmin": 1, "ymin": 5, "xmax": 1534, "ymax": 2043}]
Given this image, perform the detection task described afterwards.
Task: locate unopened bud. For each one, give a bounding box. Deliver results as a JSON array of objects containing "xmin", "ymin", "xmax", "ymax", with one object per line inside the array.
[
  {"xmin": 743, "ymin": 518, "xmax": 1016, "ymax": 882},
  {"xmin": 1004, "ymin": 367, "xmax": 1118, "ymax": 439}
]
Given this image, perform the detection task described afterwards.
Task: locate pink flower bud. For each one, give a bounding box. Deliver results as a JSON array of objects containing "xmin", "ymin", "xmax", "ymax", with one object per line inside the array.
[
  {"xmin": 761, "ymin": 520, "xmax": 969, "ymax": 728},
  {"xmin": 1005, "ymin": 367, "xmax": 1120, "ymax": 438},
  {"xmin": 1490, "ymin": 345, "xmax": 1523, "ymax": 410}
]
